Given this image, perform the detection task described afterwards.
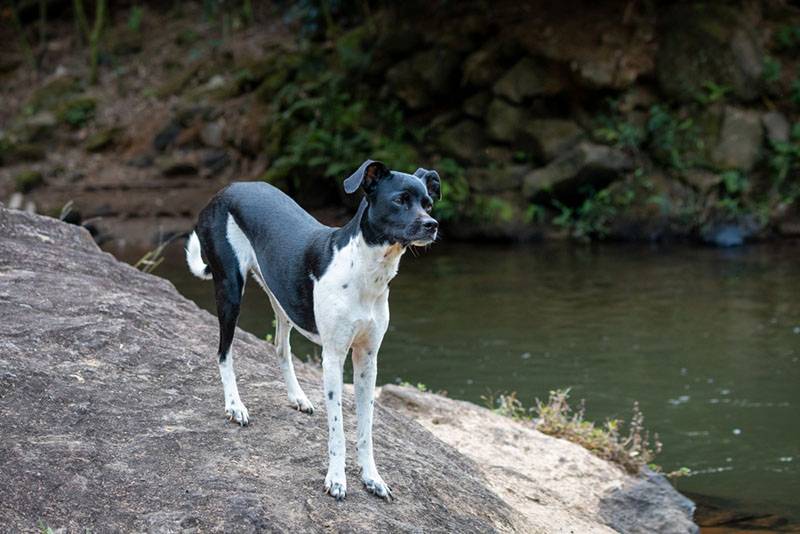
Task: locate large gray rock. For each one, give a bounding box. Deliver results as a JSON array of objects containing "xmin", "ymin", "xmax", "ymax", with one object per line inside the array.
[
  {"xmin": 710, "ymin": 106, "xmax": 763, "ymax": 171},
  {"xmin": 761, "ymin": 111, "xmax": 790, "ymax": 144},
  {"xmin": 437, "ymin": 119, "xmax": 487, "ymax": 163},
  {"xmin": 386, "ymin": 49, "xmax": 461, "ymax": 109},
  {"xmin": 656, "ymin": 4, "xmax": 764, "ymax": 102},
  {"xmin": 521, "ymin": 118, "xmax": 584, "ymax": 162},
  {"xmin": 486, "ymin": 98, "xmax": 527, "ymax": 142},
  {"xmin": 493, "ymin": 57, "xmax": 564, "ymax": 103},
  {"xmin": 465, "ymin": 165, "xmax": 529, "ymax": 193},
  {"xmin": 381, "ymin": 385, "xmax": 698, "ymax": 534},
  {"xmin": 522, "ymin": 142, "xmax": 634, "ymax": 199},
  {"xmin": 461, "ymin": 41, "xmax": 509, "ymax": 88},
  {"xmin": 0, "ymin": 207, "xmax": 523, "ymax": 532}
]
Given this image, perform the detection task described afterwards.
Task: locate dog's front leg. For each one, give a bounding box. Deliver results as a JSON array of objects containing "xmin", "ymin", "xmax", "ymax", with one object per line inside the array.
[
  {"xmin": 353, "ymin": 345, "xmax": 392, "ymax": 500},
  {"xmin": 322, "ymin": 347, "xmax": 347, "ymax": 500}
]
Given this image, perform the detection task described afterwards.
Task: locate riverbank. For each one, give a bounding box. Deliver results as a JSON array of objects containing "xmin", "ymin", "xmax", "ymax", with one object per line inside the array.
[
  {"xmin": 0, "ymin": 205, "xmax": 702, "ymax": 531},
  {"xmin": 1, "ymin": 1, "xmax": 799, "ymax": 248}
]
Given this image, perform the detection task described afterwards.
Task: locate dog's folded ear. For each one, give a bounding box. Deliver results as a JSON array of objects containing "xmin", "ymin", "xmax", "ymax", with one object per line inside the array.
[
  {"xmin": 344, "ymin": 160, "xmax": 390, "ymax": 194},
  {"xmin": 414, "ymin": 168, "xmax": 442, "ymax": 201}
]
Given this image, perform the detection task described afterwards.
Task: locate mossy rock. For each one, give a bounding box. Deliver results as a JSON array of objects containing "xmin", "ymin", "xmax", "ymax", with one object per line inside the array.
[
  {"xmin": 656, "ymin": 3, "xmax": 764, "ymax": 102},
  {"xmin": 28, "ymin": 76, "xmax": 82, "ymax": 112},
  {"xmin": 57, "ymin": 97, "xmax": 97, "ymax": 128},
  {"xmin": 85, "ymin": 127, "xmax": 123, "ymax": 152},
  {"xmin": 0, "ymin": 139, "xmax": 46, "ymax": 165},
  {"xmin": 14, "ymin": 170, "xmax": 44, "ymax": 193}
]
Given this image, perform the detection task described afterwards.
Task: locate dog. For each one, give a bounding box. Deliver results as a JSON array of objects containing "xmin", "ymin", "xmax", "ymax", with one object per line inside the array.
[{"xmin": 185, "ymin": 160, "xmax": 441, "ymax": 500}]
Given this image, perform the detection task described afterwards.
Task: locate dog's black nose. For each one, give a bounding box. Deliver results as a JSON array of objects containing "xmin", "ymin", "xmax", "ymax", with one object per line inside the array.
[{"xmin": 423, "ymin": 219, "xmax": 439, "ymax": 232}]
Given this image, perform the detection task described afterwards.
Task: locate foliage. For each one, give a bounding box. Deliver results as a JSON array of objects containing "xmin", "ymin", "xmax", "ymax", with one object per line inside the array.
[
  {"xmin": 263, "ymin": 53, "xmax": 420, "ymax": 191},
  {"xmin": 695, "ymin": 81, "xmax": 732, "ymax": 106},
  {"xmin": 127, "ymin": 5, "xmax": 144, "ymax": 32},
  {"xmin": 763, "ymin": 56, "xmax": 782, "ymax": 84},
  {"xmin": 647, "ymin": 105, "xmax": 700, "ymax": 170},
  {"xmin": 535, "ymin": 389, "xmax": 662, "ymax": 474},
  {"xmin": 775, "ymin": 25, "xmax": 800, "ymax": 52},
  {"xmin": 768, "ymin": 125, "xmax": 800, "ymax": 202},
  {"xmin": 483, "ymin": 388, "xmax": 662, "ymax": 474},
  {"xmin": 57, "ymin": 97, "xmax": 96, "ymax": 128},
  {"xmin": 432, "ymin": 158, "xmax": 469, "ymax": 222},
  {"xmin": 592, "ymin": 99, "xmax": 644, "ymax": 149},
  {"xmin": 551, "ymin": 184, "xmax": 636, "ymax": 241},
  {"xmin": 15, "ymin": 170, "xmax": 44, "ymax": 193}
]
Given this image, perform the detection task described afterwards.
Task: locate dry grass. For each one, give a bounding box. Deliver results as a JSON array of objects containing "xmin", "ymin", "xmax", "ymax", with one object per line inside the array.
[{"xmin": 483, "ymin": 388, "xmax": 662, "ymax": 474}]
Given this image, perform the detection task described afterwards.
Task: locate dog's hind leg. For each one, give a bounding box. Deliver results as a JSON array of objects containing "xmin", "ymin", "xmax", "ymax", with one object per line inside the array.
[
  {"xmin": 270, "ymin": 302, "xmax": 314, "ymax": 414},
  {"xmin": 214, "ymin": 269, "xmax": 249, "ymax": 426}
]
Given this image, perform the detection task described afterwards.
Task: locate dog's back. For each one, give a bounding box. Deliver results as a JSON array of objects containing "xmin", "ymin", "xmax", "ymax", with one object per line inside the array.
[{"xmin": 194, "ymin": 181, "xmax": 335, "ymax": 334}]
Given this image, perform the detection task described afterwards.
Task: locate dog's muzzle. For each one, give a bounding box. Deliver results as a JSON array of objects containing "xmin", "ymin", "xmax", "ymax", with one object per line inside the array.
[{"xmin": 409, "ymin": 218, "xmax": 438, "ymax": 245}]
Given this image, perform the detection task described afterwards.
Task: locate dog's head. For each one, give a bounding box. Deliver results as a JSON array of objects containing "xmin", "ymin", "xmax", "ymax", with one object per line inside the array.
[{"xmin": 344, "ymin": 160, "xmax": 441, "ymax": 246}]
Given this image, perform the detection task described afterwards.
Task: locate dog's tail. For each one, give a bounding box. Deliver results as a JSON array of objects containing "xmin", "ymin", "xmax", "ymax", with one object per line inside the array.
[{"xmin": 186, "ymin": 231, "xmax": 212, "ymax": 280}]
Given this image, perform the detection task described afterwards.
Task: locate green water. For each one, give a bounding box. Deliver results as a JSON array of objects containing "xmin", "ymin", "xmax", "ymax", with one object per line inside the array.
[{"xmin": 126, "ymin": 241, "xmax": 800, "ymax": 521}]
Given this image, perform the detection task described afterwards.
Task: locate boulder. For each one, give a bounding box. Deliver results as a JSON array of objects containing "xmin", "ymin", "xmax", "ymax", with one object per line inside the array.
[
  {"xmin": 463, "ymin": 91, "xmax": 491, "ymax": 119},
  {"xmin": 486, "ymin": 98, "xmax": 526, "ymax": 142},
  {"xmin": 437, "ymin": 119, "xmax": 486, "ymax": 163},
  {"xmin": 386, "ymin": 49, "xmax": 461, "ymax": 109},
  {"xmin": 761, "ymin": 111, "xmax": 790, "ymax": 144},
  {"xmin": 710, "ymin": 106, "xmax": 763, "ymax": 172},
  {"xmin": 522, "ymin": 142, "xmax": 634, "ymax": 200},
  {"xmin": 461, "ymin": 41, "xmax": 509, "ymax": 88},
  {"xmin": 493, "ymin": 57, "xmax": 564, "ymax": 103},
  {"xmin": 381, "ymin": 385, "xmax": 698, "ymax": 534},
  {"xmin": 656, "ymin": 4, "xmax": 764, "ymax": 102},
  {"xmin": 465, "ymin": 165, "xmax": 529, "ymax": 193},
  {"xmin": 521, "ymin": 118, "xmax": 584, "ymax": 162},
  {"xmin": 0, "ymin": 208, "xmax": 525, "ymax": 532}
]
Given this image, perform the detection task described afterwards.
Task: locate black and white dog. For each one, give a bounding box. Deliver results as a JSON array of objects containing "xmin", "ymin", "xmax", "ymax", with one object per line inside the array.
[{"xmin": 185, "ymin": 160, "xmax": 440, "ymax": 500}]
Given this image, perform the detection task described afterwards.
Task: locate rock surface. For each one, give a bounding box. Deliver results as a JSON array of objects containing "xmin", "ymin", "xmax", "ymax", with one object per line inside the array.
[
  {"xmin": 0, "ymin": 206, "xmax": 699, "ymax": 532},
  {"xmin": 380, "ymin": 385, "xmax": 698, "ymax": 534},
  {"xmin": 0, "ymin": 207, "xmax": 520, "ymax": 533}
]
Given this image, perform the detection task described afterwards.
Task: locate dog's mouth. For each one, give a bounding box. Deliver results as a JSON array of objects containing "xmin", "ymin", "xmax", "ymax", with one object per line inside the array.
[{"xmin": 408, "ymin": 230, "xmax": 437, "ymax": 247}]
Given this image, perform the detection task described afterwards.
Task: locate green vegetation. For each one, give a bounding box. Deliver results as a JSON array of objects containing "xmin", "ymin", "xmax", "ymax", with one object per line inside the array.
[
  {"xmin": 262, "ymin": 42, "xmax": 420, "ymax": 191},
  {"xmin": 483, "ymin": 388, "xmax": 662, "ymax": 474},
  {"xmin": 592, "ymin": 99, "xmax": 644, "ymax": 149},
  {"xmin": 646, "ymin": 105, "xmax": 700, "ymax": 170},
  {"xmin": 57, "ymin": 97, "xmax": 96, "ymax": 128},
  {"xmin": 14, "ymin": 170, "xmax": 44, "ymax": 193}
]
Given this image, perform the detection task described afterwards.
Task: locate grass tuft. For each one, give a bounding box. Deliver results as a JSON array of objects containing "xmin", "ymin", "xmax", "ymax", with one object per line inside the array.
[{"xmin": 484, "ymin": 388, "xmax": 662, "ymax": 474}]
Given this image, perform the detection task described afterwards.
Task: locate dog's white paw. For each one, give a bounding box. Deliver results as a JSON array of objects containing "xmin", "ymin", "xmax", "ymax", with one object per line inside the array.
[
  {"xmin": 224, "ymin": 401, "xmax": 249, "ymax": 426},
  {"xmin": 362, "ymin": 473, "xmax": 393, "ymax": 501},
  {"xmin": 288, "ymin": 393, "xmax": 314, "ymax": 414},
  {"xmin": 324, "ymin": 473, "xmax": 347, "ymax": 501}
]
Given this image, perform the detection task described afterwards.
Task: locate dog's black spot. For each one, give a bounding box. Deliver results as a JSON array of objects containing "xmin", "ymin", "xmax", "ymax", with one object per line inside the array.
[
  {"xmin": 367, "ymin": 350, "xmax": 373, "ymax": 356},
  {"xmin": 331, "ymin": 451, "xmax": 336, "ymax": 456},
  {"xmin": 360, "ymin": 372, "xmax": 365, "ymax": 379},
  {"xmin": 350, "ymin": 261, "xmax": 353, "ymax": 268},
  {"xmin": 334, "ymin": 415, "xmax": 338, "ymax": 421},
  {"xmin": 328, "ymin": 391, "xmax": 333, "ymax": 400},
  {"xmin": 342, "ymin": 283, "xmax": 348, "ymax": 289},
  {"xmin": 374, "ymin": 276, "xmax": 379, "ymax": 283}
]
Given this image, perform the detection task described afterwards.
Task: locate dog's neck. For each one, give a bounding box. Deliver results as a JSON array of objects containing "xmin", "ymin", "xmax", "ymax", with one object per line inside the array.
[{"xmin": 333, "ymin": 198, "xmax": 405, "ymax": 295}]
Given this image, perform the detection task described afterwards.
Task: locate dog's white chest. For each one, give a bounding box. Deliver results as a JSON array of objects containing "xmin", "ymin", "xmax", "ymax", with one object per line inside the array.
[{"xmin": 312, "ymin": 237, "xmax": 403, "ymax": 346}]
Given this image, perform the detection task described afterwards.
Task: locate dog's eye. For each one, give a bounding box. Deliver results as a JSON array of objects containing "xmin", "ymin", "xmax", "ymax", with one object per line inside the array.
[
  {"xmin": 394, "ymin": 193, "xmax": 409, "ymax": 206},
  {"xmin": 423, "ymin": 201, "xmax": 433, "ymax": 213}
]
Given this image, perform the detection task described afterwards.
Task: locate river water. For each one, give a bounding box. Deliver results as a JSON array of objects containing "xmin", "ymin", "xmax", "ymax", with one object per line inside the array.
[{"xmin": 122, "ymin": 241, "xmax": 800, "ymax": 521}]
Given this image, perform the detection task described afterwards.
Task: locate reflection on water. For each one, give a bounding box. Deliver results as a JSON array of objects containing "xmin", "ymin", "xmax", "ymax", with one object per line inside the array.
[{"xmin": 118, "ymin": 241, "xmax": 800, "ymax": 521}]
